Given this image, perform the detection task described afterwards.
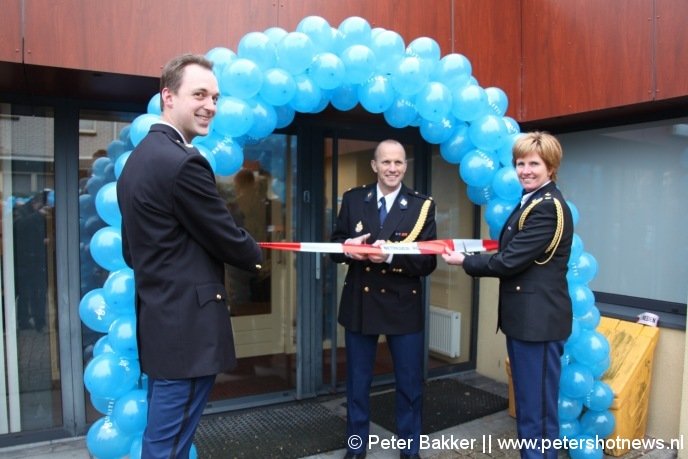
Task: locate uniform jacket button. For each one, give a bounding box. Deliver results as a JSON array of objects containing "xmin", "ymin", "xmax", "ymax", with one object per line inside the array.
[
  {"xmin": 412, "ymin": 289, "xmax": 417, "ymax": 294},
  {"xmin": 380, "ymin": 288, "xmax": 386, "ymax": 293},
  {"xmin": 364, "ymin": 286, "xmax": 370, "ymax": 293},
  {"xmin": 216, "ymin": 294, "xmax": 222, "ymax": 300},
  {"xmin": 381, "ymin": 269, "xmax": 386, "ymax": 274},
  {"xmin": 516, "ymin": 286, "xmax": 521, "ymax": 291},
  {"xmin": 365, "ymin": 266, "xmax": 371, "ymax": 272}
]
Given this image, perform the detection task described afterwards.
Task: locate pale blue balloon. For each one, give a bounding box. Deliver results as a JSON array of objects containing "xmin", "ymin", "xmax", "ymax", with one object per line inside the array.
[
  {"xmin": 571, "ymin": 330, "xmax": 610, "ymax": 367},
  {"xmin": 559, "ymin": 395, "xmax": 584, "ymax": 421},
  {"xmin": 90, "ymin": 226, "xmax": 126, "ymax": 271},
  {"xmin": 568, "ymin": 435, "xmax": 603, "ymax": 459},
  {"xmin": 92, "ymin": 157, "xmax": 112, "ymax": 177},
  {"xmin": 213, "ymin": 138, "xmax": 244, "ymax": 176},
  {"xmin": 330, "ymin": 84, "xmax": 359, "ymax": 111},
  {"xmin": 559, "ymin": 419, "xmax": 581, "ymax": 440},
  {"xmin": 264, "ymin": 27, "xmax": 288, "ymax": 46},
  {"xmin": 129, "ymin": 114, "xmax": 160, "ymax": 146},
  {"xmin": 570, "ymin": 233, "xmax": 585, "ymax": 263},
  {"xmin": 84, "ymin": 353, "xmax": 139, "ymax": 399},
  {"xmin": 580, "ymin": 409, "xmax": 616, "ymax": 438},
  {"xmin": 391, "ymin": 56, "xmax": 428, "ymax": 96},
  {"xmin": 406, "ymin": 36, "xmax": 441, "ymax": 74},
  {"xmin": 341, "ymin": 45, "xmax": 376, "ymax": 85},
  {"xmin": 221, "ymin": 58, "xmax": 263, "ymax": 99},
  {"xmin": 485, "ymin": 86, "xmax": 509, "ymax": 116},
  {"xmin": 358, "ymin": 75, "xmax": 394, "ymax": 114},
  {"xmin": 484, "ymin": 197, "xmax": 517, "ymax": 231},
  {"xmin": 415, "ymin": 81, "xmax": 452, "ymax": 122},
  {"xmin": 309, "ymin": 91, "xmax": 332, "ymax": 114},
  {"xmin": 451, "ymin": 84, "xmax": 488, "ymax": 122},
  {"xmin": 459, "ymin": 149, "xmax": 499, "ymax": 187},
  {"xmin": 432, "ymin": 53, "xmax": 472, "ymax": 91},
  {"xmin": 383, "ymin": 97, "xmax": 417, "ymax": 128},
  {"xmin": 95, "ymin": 181, "xmax": 120, "ymax": 227},
  {"xmin": 309, "ymin": 52, "xmax": 346, "ymax": 90},
  {"xmin": 276, "ymin": 32, "xmax": 315, "ymax": 75},
  {"xmin": 568, "ymin": 200, "xmax": 580, "ymax": 226},
  {"xmin": 338, "ymin": 16, "xmax": 371, "ymax": 48},
  {"xmin": 274, "ymin": 104, "xmax": 295, "ymax": 128},
  {"xmin": 468, "ymin": 114, "xmax": 508, "ymax": 151},
  {"xmin": 205, "ymin": 46, "xmax": 236, "ymax": 77},
  {"xmin": 466, "ymin": 185, "xmax": 495, "ymax": 206},
  {"xmin": 560, "ymin": 362, "xmax": 594, "ymax": 399},
  {"xmin": 569, "ymin": 283, "xmax": 596, "ymax": 314},
  {"xmin": 259, "ymin": 68, "xmax": 297, "ymax": 106},
  {"xmin": 112, "ymin": 389, "xmax": 148, "ymax": 435},
  {"xmin": 86, "ymin": 416, "xmax": 133, "ymax": 459},
  {"xmin": 503, "ymin": 116, "xmax": 520, "ymax": 135},
  {"xmin": 90, "ymin": 394, "xmax": 116, "ymax": 415},
  {"xmin": 146, "ymin": 93, "xmax": 161, "ymax": 115},
  {"xmin": 440, "ymin": 123, "xmax": 473, "ymax": 164},
  {"xmin": 296, "ymin": 16, "xmax": 332, "ymax": 53},
  {"xmin": 103, "ymin": 267, "xmax": 135, "ymax": 316},
  {"xmin": 108, "ymin": 315, "xmax": 138, "ymax": 358},
  {"xmin": 371, "ymin": 30, "xmax": 405, "ymax": 75},
  {"xmin": 213, "ymin": 97, "xmax": 254, "ymax": 138},
  {"xmin": 289, "ymin": 74, "xmax": 322, "ymax": 113},
  {"xmin": 93, "ymin": 335, "xmax": 116, "ymax": 357},
  {"xmin": 194, "ymin": 144, "xmax": 217, "ymax": 173},
  {"xmin": 238, "ymin": 32, "xmax": 276, "ymax": 71},
  {"xmin": 79, "ymin": 288, "xmax": 118, "ymax": 334},
  {"xmin": 246, "ymin": 97, "xmax": 277, "ymax": 139},
  {"xmin": 491, "ymin": 166, "xmax": 522, "ymax": 201},
  {"xmin": 419, "ymin": 117, "xmax": 456, "ymax": 144}
]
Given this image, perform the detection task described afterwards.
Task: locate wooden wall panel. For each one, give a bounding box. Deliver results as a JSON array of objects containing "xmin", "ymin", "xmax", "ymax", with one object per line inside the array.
[
  {"xmin": 276, "ymin": 0, "xmax": 453, "ymax": 57},
  {"xmin": 521, "ymin": 0, "xmax": 654, "ymax": 121},
  {"xmin": 655, "ymin": 0, "xmax": 688, "ymax": 100},
  {"xmin": 0, "ymin": 0, "xmax": 22, "ymax": 63},
  {"xmin": 24, "ymin": 0, "xmax": 182, "ymax": 77},
  {"xmin": 453, "ymin": 0, "xmax": 521, "ymax": 119}
]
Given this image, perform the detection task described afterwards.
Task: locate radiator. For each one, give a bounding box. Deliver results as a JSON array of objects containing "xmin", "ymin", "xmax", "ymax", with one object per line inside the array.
[{"xmin": 428, "ymin": 306, "xmax": 461, "ymax": 358}]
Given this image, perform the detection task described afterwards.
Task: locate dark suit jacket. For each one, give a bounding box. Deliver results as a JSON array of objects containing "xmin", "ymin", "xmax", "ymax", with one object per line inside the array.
[
  {"xmin": 117, "ymin": 123, "xmax": 261, "ymax": 379},
  {"xmin": 462, "ymin": 181, "xmax": 573, "ymax": 342},
  {"xmin": 330, "ymin": 183, "xmax": 437, "ymax": 335}
]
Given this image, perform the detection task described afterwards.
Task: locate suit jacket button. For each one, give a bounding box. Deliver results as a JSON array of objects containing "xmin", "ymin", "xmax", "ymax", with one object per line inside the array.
[
  {"xmin": 216, "ymin": 294, "xmax": 222, "ymax": 300},
  {"xmin": 381, "ymin": 269, "xmax": 386, "ymax": 274},
  {"xmin": 365, "ymin": 266, "xmax": 371, "ymax": 272},
  {"xmin": 412, "ymin": 289, "xmax": 417, "ymax": 294},
  {"xmin": 380, "ymin": 288, "xmax": 386, "ymax": 293},
  {"xmin": 516, "ymin": 286, "xmax": 521, "ymax": 291},
  {"xmin": 364, "ymin": 286, "xmax": 370, "ymax": 293}
]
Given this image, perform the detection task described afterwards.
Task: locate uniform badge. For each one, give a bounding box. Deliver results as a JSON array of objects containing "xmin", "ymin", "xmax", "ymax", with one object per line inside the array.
[
  {"xmin": 366, "ymin": 191, "xmax": 373, "ymax": 200},
  {"xmin": 400, "ymin": 198, "xmax": 408, "ymax": 209},
  {"xmin": 355, "ymin": 221, "xmax": 363, "ymax": 233}
]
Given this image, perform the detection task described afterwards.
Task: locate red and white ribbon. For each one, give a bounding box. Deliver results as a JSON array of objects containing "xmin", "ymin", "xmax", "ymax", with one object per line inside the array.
[{"xmin": 258, "ymin": 239, "xmax": 498, "ymax": 255}]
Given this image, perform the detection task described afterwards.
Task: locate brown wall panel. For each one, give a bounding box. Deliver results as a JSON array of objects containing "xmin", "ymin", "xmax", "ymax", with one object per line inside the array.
[
  {"xmin": 0, "ymin": 0, "xmax": 22, "ymax": 63},
  {"xmin": 453, "ymin": 0, "xmax": 521, "ymax": 119},
  {"xmin": 655, "ymin": 0, "xmax": 688, "ymax": 100},
  {"xmin": 522, "ymin": 0, "xmax": 653, "ymax": 121},
  {"xmin": 276, "ymin": 0, "xmax": 453, "ymax": 57}
]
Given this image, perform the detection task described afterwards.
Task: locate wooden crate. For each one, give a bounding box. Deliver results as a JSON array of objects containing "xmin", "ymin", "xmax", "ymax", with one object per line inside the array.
[
  {"xmin": 597, "ymin": 317, "xmax": 659, "ymax": 456},
  {"xmin": 504, "ymin": 317, "xmax": 659, "ymax": 457}
]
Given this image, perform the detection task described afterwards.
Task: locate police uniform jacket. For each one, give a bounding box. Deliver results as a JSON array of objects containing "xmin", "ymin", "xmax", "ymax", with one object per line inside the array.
[
  {"xmin": 330, "ymin": 183, "xmax": 437, "ymax": 335},
  {"xmin": 117, "ymin": 123, "xmax": 262, "ymax": 379},
  {"xmin": 462, "ymin": 181, "xmax": 573, "ymax": 342}
]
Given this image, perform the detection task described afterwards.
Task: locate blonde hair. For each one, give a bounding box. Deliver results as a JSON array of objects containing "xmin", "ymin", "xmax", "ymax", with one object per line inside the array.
[{"xmin": 512, "ymin": 131, "xmax": 563, "ymax": 182}]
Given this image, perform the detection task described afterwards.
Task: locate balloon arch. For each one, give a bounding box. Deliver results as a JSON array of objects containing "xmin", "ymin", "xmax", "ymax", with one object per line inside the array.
[{"xmin": 79, "ymin": 15, "xmax": 612, "ymax": 459}]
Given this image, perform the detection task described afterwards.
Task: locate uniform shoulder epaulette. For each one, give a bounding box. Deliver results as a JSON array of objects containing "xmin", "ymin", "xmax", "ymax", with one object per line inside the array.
[{"xmin": 409, "ymin": 190, "xmax": 432, "ymax": 201}]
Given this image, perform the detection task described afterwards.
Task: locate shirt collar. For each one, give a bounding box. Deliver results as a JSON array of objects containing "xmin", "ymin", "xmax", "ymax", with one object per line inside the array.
[
  {"xmin": 520, "ymin": 180, "xmax": 551, "ymax": 207},
  {"xmin": 158, "ymin": 120, "xmax": 189, "ymax": 145},
  {"xmin": 377, "ymin": 184, "xmax": 402, "ymax": 210}
]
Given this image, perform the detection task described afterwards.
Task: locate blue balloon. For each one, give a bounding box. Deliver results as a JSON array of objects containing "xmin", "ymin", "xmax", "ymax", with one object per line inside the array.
[
  {"xmin": 93, "ymin": 335, "xmax": 116, "ymax": 357},
  {"xmin": 129, "ymin": 114, "xmax": 160, "ymax": 147},
  {"xmin": 213, "ymin": 138, "xmax": 244, "ymax": 176},
  {"xmin": 84, "ymin": 353, "xmax": 140, "ymax": 399},
  {"xmin": 108, "ymin": 315, "xmax": 138, "ymax": 357},
  {"xmin": 570, "ymin": 233, "xmax": 585, "ymax": 263},
  {"xmin": 309, "ymin": 90, "xmax": 332, "ymax": 114},
  {"xmin": 485, "ymin": 87, "xmax": 509, "ymax": 116},
  {"xmin": 114, "ymin": 150, "xmax": 132, "ymax": 179},
  {"xmin": 589, "ymin": 356, "xmax": 611, "ymax": 378},
  {"xmin": 205, "ymin": 47, "xmax": 236, "ymax": 77},
  {"xmin": 276, "ymin": 32, "xmax": 315, "ymax": 75},
  {"xmin": 274, "ymin": 104, "xmax": 295, "ymax": 128},
  {"xmin": 112, "ymin": 389, "xmax": 148, "ymax": 435},
  {"xmin": 79, "ymin": 288, "xmax": 118, "ymax": 334},
  {"xmin": 289, "ymin": 74, "xmax": 322, "ymax": 113},
  {"xmin": 559, "ymin": 419, "xmax": 581, "ymax": 440},
  {"xmin": 90, "ymin": 226, "xmax": 126, "ymax": 271},
  {"xmin": 459, "ymin": 149, "xmax": 499, "ymax": 187},
  {"xmin": 484, "ymin": 197, "xmax": 517, "ymax": 231},
  {"xmin": 569, "ymin": 283, "xmax": 595, "ymax": 313},
  {"xmin": 357, "ymin": 75, "xmax": 394, "ymax": 114},
  {"xmin": 103, "ymin": 267, "xmax": 135, "ymax": 316},
  {"xmin": 584, "ymin": 380, "xmax": 614, "ymax": 411},
  {"xmin": 491, "ymin": 166, "xmax": 522, "ymax": 201},
  {"xmin": 406, "ymin": 36, "xmax": 441, "ymax": 74},
  {"xmin": 451, "ymin": 84, "xmax": 488, "ymax": 122},
  {"xmin": 238, "ymin": 32, "xmax": 276, "ymax": 71},
  {"xmin": 440, "ymin": 123, "xmax": 473, "ymax": 164},
  {"xmin": 107, "ymin": 140, "xmax": 127, "ymax": 162},
  {"xmin": 146, "ymin": 93, "xmax": 161, "ymax": 116},
  {"xmin": 568, "ymin": 200, "xmax": 580, "ymax": 226},
  {"xmin": 90, "ymin": 394, "xmax": 116, "ymax": 416},
  {"xmin": 221, "ymin": 58, "xmax": 263, "ymax": 99},
  {"xmin": 560, "ymin": 362, "xmax": 594, "ymax": 399},
  {"xmin": 391, "ymin": 56, "xmax": 428, "ymax": 96},
  {"xmin": 571, "ymin": 330, "xmax": 610, "ymax": 367},
  {"xmin": 259, "ymin": 68, "xmax": 297, "ymax": 106},
  {"xmin": 95, "ymin": 182, "xmax": 120, "ymax": 227},
  {"xmin": 194, "ymin": 144, "xmax": 217, "ymax": 173},
  {"xmin": 92, "ymin": 157, "xmax": 112, "ymax": 177},
  {"xmin": 264, "ymin": 27, "xmax": 288, "ymax": 46},
  {"xmin": 497, "ymin": 134, "xmax": 520, "ymax": 166},
  {"xmin": 576, "ymin": 305, "xmax": 601, "ymax": 330},
  {"xmin": 580, "ymin": 409, "xmax": 616, "ymax": 438},
  {"xmin": 330, "ymin": 84, "xmax": 359, "ymax": 111},
  {"xmin": 466, "ymin": 185, "xmax": 495, "ymax": 206},
  {"xmin": 338, "ymin": 16, "xmax": 372, "ymax": 48},
  {"xmin": 296, "ymin": 16, "xmax": 332, "ymax": 53},
  {"xmin": 503, "ymin": 116, "xmax": 521, "ymax": 135},
  {"xmin": 246, "ymin": 97, "xmax": 277, "ymax": 139},
  {"xmin": 384, "ymin": 97, "xmax": 417, "ymax": 129},
  {"xmin": 468, "ymin": 114, "xmax": 508, "ymax": 151},
  {"xmin": 341, "ymin": 45, "xmax": 376, "ymax": 84},
  {"xmin": 415, "ymin": 82, "xmax": 452, "ymax": 122},
  {"xmin": 419, "ymin": 117, "xmax": 456, "ymax": 144},
  {"xmin": 86, "ymin": 416, "xmax": 133, "ymax": 459},
  {"xmin": 559, "ymin": 395, "xmax": 584, "ymax": 421},
  {"xmin": 568, "ymin": 435, "xmax": 603, "ymax": 459},
  {"xmin": 309, "ymin": 52, "xmax": 346, "ymax": 90},
  {"xmin": 213, "ymin": 97, "xmax": 254, "ymax": 138},
  {"xmin": 432, "ymin": 53, "xmax": 472, "ymax": 91},
  {"xmin": 371, "ymin": 30, "xmax": 405, "ymax": 75}
]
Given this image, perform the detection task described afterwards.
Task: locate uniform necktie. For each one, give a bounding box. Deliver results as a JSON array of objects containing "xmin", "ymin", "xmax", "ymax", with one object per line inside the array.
[{"xmin": 379, "ymin": 197, "xmax": 387, "ymax": 226}]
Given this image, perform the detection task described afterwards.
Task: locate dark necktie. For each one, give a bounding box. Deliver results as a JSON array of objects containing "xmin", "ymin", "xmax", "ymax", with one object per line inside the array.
[{"xmin": 379, "ymin": 197, "xmax": 387, "ymax": 226}]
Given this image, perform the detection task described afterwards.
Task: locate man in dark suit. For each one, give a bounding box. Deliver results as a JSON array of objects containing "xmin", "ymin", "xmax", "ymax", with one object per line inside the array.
[
  {"xmin": 117, "ymin": 54, "xmax": 262, "ymax": 459},
  {"xmin": 331, "ymin": 139, "xmax": 437, "ymax": 459},
  {"xmin": 443, "ymin": 132, "xmax": 573, "ymax": 459}
]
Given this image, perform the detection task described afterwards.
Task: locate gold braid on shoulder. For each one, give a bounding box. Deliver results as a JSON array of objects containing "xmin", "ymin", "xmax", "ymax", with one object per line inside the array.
[
  {"xmin": 396, "ymin": 198, "xmax": 433, "ymax": 243},
  {"xmin": 518, "ymin": 196, "xmax": 564, "ymax": 265}
]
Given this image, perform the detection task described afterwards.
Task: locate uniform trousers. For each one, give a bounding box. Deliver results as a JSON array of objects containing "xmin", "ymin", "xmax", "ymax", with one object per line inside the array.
[
  {"xmin": 345, "ymin": 328, "xmax": 424, "ymax": 455},
  {"xmin": 506, "ymin": 337, "xmax": 564, "ymax": 459},
  {"xmin": 142, "ymin": 375, "xmax": 216, "ymax": 459}
]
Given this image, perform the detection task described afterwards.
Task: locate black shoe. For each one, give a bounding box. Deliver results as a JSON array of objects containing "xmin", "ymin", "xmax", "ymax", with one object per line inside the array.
[
  {"xmin": 343, "ymin": 452, "xmax": 366, "ymax": 459},
  {"xmin": 400, "ymin": 453, "xmax": 421, "ymax": 459}
]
